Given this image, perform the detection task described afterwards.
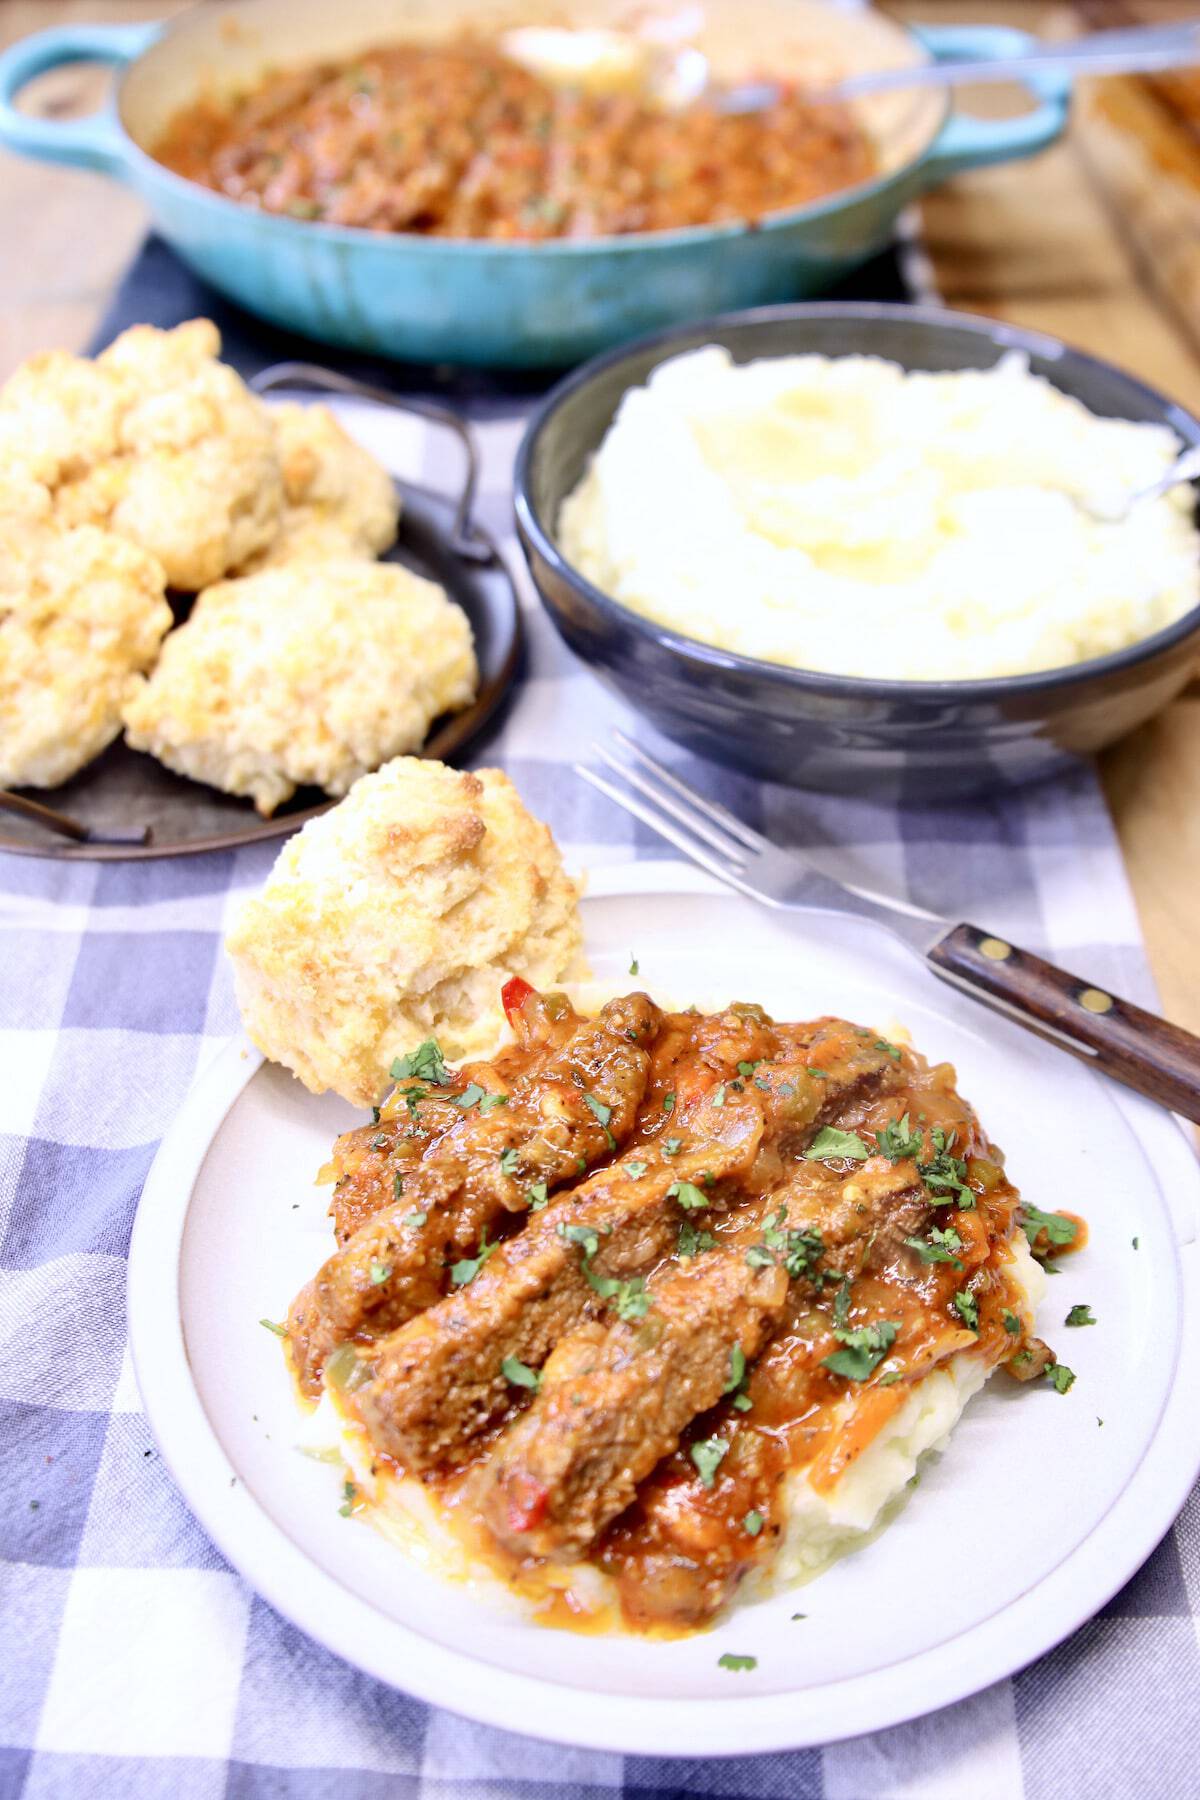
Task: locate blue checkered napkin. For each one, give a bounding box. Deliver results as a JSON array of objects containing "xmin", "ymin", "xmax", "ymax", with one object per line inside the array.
[{"xmin": 2, "ymin": 390, "xmax": 1198, "ymax": 1800}]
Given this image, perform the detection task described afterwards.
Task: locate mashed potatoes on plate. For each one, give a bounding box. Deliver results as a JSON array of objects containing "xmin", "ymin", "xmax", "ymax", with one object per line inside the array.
[{"xmin": 559, "ymin": 346, "xmax": 1200, "ymax": 681}]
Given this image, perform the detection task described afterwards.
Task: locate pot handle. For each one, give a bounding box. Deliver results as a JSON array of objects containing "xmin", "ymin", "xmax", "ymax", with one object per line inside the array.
[
  {"xmin": 914, "ymin": 24, "xmax": 1072, "ymax": 185},
  {"xmin": 0, "ymin": 21, "xmax": 161, "ymax": 174}
]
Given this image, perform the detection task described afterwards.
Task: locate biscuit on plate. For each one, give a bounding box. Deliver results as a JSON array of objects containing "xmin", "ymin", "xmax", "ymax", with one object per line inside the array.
[
  {"xmin": 0, "ymin": 319, "xmax": 282, "ymax": 590},
  {"xmin": 122, "ymin": 559, "xmax": 478, "ymax": 817},
  {"xmin": 0, "ymin": 519, "xmax": 171, "ymax": 789},
  {"xmin": 226, "ymin": 759, "xmax": 585, "ymax": 1104},
  {"xmin": 242, "ymin": 402, "xmax": 400, "ymax": 570}
]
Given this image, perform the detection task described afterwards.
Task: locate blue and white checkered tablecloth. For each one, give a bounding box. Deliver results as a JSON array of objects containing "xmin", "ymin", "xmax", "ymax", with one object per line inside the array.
[{"xmin": 3, "ymin": 257, "xmax": 1199, "ymax": 1800}]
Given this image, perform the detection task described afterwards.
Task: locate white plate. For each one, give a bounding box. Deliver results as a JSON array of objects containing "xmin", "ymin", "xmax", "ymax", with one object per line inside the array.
[{"xmin": 129, "ymin": 862, "xmax": 1200, "ymax": 1756}]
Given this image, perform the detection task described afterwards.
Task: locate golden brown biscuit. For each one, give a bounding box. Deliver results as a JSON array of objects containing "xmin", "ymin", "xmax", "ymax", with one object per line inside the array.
[
  {"xmin": 122, "ymin": 559, "xmax": 478, "ymax": 817},
  {"xmin": 0, "ymin": 520, "xmax": 171, "ymax": 789},
  {"xmin": 243, "ymin": 402, "xmax": 400, "ymax": 570},
  {"xmin": 226, "ymin": 759, "xmax": 584, "ymax": 1104},
  {"xmin": 0, "ymin": 320, "xmax": 283, "ymax": 590}
]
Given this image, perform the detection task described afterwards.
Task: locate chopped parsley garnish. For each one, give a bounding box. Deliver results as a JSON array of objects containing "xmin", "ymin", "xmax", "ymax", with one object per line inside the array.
[
  {"xmin": 1002, "ymin": 1308, "xmax": 1021, "ymax": 1335},
  {"xmin": 1020, "ymin": 1205, "xmax": 1078, "ymax": 1254},
  {"xmin": 402, "ymin": 1085, "xmax": 428, "ymax": 1119},
  {"xmin": 663, "ymin": 1137, "xmax": 683, "ymax": 1156},
  {"xmin": 905, "ymin": 1225, "xmax": 964, "ymax": 1267},
  {"xmin": 629, "ymin": 954, "xmax": 639, "ymax": 976},
  {"xmin": 744, "ymin": 1510, "xmax": 764, "ymax": 1536},
  {"xmin": 712, "ymin": 1083, "xmax": 727, "ymax": 1107},
  {"xmin": 559, "ymin": 1222, "xmax": 652, "ymax": 1319},
  {"xmin": 1047, "ymin": 1363, "xmax": 1076, "ymax": 1394},
  {"xmin": 625, "ymin": 1160, "xmax": 647, "ymax": 1179},
  {"xmin": 662, "ymin": 1093, "xmax": 675, "ymax": 1115},
  {"xmin": 878, "ymin": 1370, "xmax": 902, "ymax": 1385},
  {"xmin": 917, "ymin": 1127, "xmax": 974, "ymax": 1208},
  {"xmin": 1065, "ymin": 1304, "xmax": 1096, "ymax": 1327},
  {"xmin": 371, "ymin": 1106, "xmax": 381, "ymax": 1125},
  {"xmin": 259, "ymin": 1318, "xmax": 287, "ymax": 1338},
  {"xmin": 876, "ymin": 1113, "xmax": 924, "ymax": 1162},
  {"xmin": 874, "ymin": 1038, "xmax": 902, "ymax": 1061},
  {"xmin": 614, "ymin": 1278, "xmax": 651, "ymax": 1322},
  {"xmin": 371, "ymin": 1133, "xmax": 388, "ymax": 1151},
  {"xmin": 669, "ymin": 1180, "xmax": 709, "ymax": 1211},
  {"xmin": 745, "ymin": 1207, "xmax": 822, "ymax": 1279},
  {"xmin": 737, "ymin": 1060, "xmax": 762, "ymax": 1078},
  {"xmin": 527, "ymin": 1183, "xmax": 549, "ymax": 1211},
  {"xmin": 449, "ymin": 1228, "xmax": 497, "ymax": 1288},
  {"xmin": 584, "ymin": 1092, "xmax": 612, "ymax": 1127},
  {"xmin": 498, "ymin": 1147, "xmax": 519, "ymax": 1176},
  {"xmin": 807, "ymin": 1069, "xmax": 828, "ymax": 1080},
  {"xmin": 724, "ymin": 1344, "xmax": 753, "ymax": 1411},
  {"xmin": 822, "ymin": 1287, "xmax": 899, "ymax": 1380},
  {"xmin": 718, "ymin": 1653, "xmax": 757, "ymax": 1672},
  {"xmin": 390, "ymin": 1039, "xmax": 451, "ymax": 1086},
  {"xmin": 368, "ymin": 1261, "xmax": 391, "ymax": 1286},
  {"xmin": 501, "ymin": 1356, "xmax": 540, "ymax": 1391},
  {"xmin": 451, "ymin": 1083, "xmax": 508, "ymax": 1114},
  {"xmin": 690, "ymin": 1437, "xmax": 728, "ymax": 1488},
  {"xmin": 953, "ymin": 1290, "xmax": 979, "ymax": 1331},
  {"xmin": 338, "ymin": 1479, "xmax": 357, "ymax": 1518},
  {"xmin": 804, "ymin": 1126, "xmax": 870, "ymax": 1163},
  {"xmin": 392, "ymin": 1170, "xmax": 404, "ymax": 1202},
  {"xmin": 822, "ymin": 1322, "xmax": 899, "ymax": 1381},
  {"xmin": 677, "ymin": 1218, "xmax": 716, "ymax": 1259}
]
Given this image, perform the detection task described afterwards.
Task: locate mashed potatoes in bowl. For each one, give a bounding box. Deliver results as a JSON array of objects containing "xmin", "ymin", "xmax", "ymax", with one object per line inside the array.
[{"xmin": 559, "ymin": 345, "xmax": 1200, "ymax": 683}]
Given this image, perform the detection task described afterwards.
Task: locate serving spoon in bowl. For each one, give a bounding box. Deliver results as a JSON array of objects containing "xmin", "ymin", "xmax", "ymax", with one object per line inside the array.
[{"xmin": 1083, "ymin": 441, "xmax": 1200, "ymax": 524}]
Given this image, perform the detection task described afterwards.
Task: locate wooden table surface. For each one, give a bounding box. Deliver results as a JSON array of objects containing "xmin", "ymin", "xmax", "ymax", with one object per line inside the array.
[{"xmin": 2, "ymin": 0, "xmax": 1198, "ymax": 1033}]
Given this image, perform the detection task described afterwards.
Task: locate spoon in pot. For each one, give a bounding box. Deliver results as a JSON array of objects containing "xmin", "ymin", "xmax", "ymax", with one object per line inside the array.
[
  {"xmin": 502, "ymin": 18, "xmax": 1200, "ymax": 112},
  {"xmin": 719, "ymin": 18, "xmax": 1200, "ymax": 112}
]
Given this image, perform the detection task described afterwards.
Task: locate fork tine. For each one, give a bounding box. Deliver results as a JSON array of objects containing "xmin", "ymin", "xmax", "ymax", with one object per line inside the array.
[
  {"xmin": 592, "ymin": 745, "xmax": 748, "ymax": 868},
  {"xmin": 575, "ymin": 765, "xmax": 744, "ymax": 892},
  {"xmin": 609, "ymin": 730, "xmax": 769, "ymax": 852}
]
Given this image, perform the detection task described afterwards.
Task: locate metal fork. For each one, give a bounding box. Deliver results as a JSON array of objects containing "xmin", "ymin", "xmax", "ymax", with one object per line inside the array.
[{"xmin": 577, "ymin": 731, "xmax": 1200, "ymax": 1123}]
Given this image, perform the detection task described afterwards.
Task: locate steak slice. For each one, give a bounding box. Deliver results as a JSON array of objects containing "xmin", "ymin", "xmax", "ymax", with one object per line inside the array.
[
  {"xmin": 472, "ymin": 1155, "xmax": 931, "ymax": 1562},
  {"xmin": 348, "ymin": 1086, "xmax": 766, "ymax": 1469},
  {"xmin": 329, "ymin": 986, "xmax": 587, "ymax": 1243},
  {"xmin": 287, "ymin": 993, "xmax": 662, "ymax": 1392}
]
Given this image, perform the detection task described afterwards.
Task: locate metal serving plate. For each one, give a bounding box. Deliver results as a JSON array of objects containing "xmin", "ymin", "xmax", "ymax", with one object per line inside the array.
[{"xmin": 0, "ymin": 368, "xmax": 522, "ymax": 861}]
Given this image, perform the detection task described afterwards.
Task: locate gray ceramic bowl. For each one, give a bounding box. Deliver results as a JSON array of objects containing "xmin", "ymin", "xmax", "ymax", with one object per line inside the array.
[{"xmin": 514, "ymin": 303, "xmax": 1200, "ymax": 798}]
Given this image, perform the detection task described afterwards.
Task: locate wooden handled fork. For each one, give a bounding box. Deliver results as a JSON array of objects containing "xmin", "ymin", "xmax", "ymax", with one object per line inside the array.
[{"xmin": 577, "ymin": 732, "xmax": 1200, "ymax": 1123}]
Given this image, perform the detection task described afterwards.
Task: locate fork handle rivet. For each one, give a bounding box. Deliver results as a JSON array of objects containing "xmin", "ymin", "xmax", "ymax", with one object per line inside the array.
[{"xmin": 978, "ymin": 936, "xmax": 1013, "ymax": 961}]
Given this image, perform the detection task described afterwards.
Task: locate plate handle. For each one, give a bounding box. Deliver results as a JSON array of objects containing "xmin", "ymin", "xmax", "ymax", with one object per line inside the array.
[
  {"xmin": 928, "ymin": 923, "xmax": 1200, "ymax": 1124},
  {"xmin": 250, "ymin": 363, "xmax": 494, "ymax": 564}
]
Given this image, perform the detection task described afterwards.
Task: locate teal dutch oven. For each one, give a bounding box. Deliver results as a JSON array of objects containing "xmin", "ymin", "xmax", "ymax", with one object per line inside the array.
[{"xmin": 0, "ymin": 0, "xmax": 1071, "ymax": 368}]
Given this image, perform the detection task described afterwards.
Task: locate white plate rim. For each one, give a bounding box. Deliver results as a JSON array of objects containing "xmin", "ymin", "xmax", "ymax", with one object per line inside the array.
[{"xmin": 128, "ymin": 861, "xmax": 1200, "ymax": 1756}]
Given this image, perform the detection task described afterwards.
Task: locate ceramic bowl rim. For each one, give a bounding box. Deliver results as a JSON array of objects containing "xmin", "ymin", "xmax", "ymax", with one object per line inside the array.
[{"xmin": 514, "ymin": 299, "xmax": 1200, "ymax": 703}]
